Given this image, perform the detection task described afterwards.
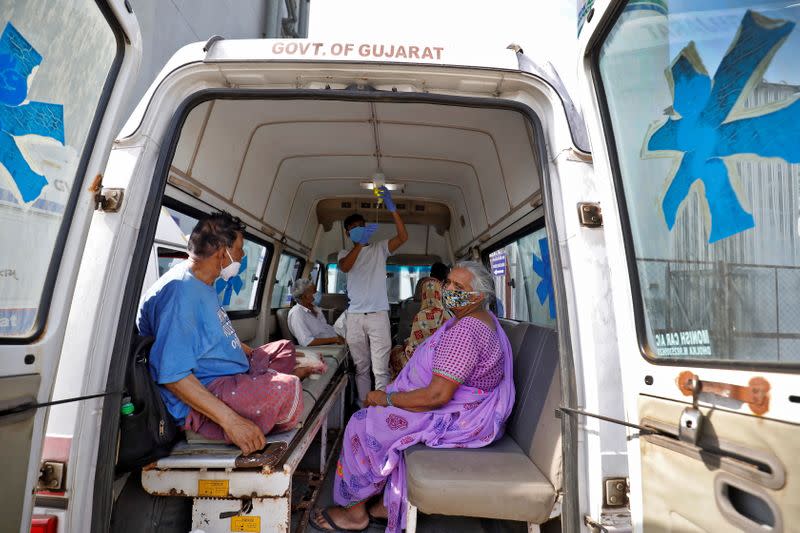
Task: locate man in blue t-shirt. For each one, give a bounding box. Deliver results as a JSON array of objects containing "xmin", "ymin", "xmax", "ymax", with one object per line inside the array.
[{"xmin": 138, "ymin": 211, "xmax": 308, "ymax": 455}]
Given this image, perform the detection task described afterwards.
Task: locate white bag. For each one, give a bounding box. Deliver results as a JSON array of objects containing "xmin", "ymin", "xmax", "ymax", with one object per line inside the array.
[{"xmin": 334, "ymin": 312, "xmax": 347, "ymax": 338}]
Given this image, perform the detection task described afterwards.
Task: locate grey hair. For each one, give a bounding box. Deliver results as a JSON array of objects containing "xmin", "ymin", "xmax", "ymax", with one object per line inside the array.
[
  {"xmin": 454, "ymin": 260, "xmax": 496, "ymax": 308},
  {"xmin": 291, "ymin": 278, "xmax": 316, "ymax": 301}
]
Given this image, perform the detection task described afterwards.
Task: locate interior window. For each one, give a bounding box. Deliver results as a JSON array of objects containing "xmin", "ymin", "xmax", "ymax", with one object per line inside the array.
[
  {"xmin": 490, "ymin": 226, "xmax": 556, "ymax": 328},
  {"xmin": 387, "ymin": 265, "xmax": 431, "ymax": 303},
  {"xmin": 162, "ymin": 205, "xmax": 272, "ymax": 315},
  {"xmin": 597, "ymin": 1, "xmax": 800, "ymax": 362},
  {"xmin": 272, "ymin": 253, "xmax": 305, "ymax": 308},
  {"xmin": 327, "ymin": 263, "xmax": 348, "ymax": 295},
  {"xmin": 325, "ymin": 263, "xmax": 432, "ymax": 303},
  {"xmin": 157, "ymin": 247, "xmax": 189, "ymax": 277},
  {"xmin": 221, "ymin": 238, "xmax": 270, "ymax": 314},
  {"xmin": 0, "ymin": 1, "xmax": 120, "ymax": 338},
  {"xmin": 311, "ymin": 261, "xmax": 324, "ymax": 292}
]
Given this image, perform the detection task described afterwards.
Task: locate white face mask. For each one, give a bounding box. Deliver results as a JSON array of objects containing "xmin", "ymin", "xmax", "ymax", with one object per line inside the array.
[{"xmin": 220, "ymin": 248, "xmax": 241, "ymax": 281}]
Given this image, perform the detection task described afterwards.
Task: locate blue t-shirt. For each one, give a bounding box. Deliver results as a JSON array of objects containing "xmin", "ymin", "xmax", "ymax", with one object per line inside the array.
[{"xmin": 137, "ymin": 261, "xmax": 249, "ymax": 424}]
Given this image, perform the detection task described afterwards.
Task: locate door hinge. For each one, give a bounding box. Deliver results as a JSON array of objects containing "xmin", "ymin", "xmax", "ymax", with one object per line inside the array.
[
  {"xmin": 94, "ymin": 187, "xmax": 125, "ymax": 212},
  {"xmin": 37, "ymin": 461, "xmax": 65, "ymax": 491},
  {"xmin": 604, "ymin": 477, "xmax": 628, "ymax": 507},
  {"xmin": 578, "ymin": 202, "xmax": 602, "ymax": 227}
]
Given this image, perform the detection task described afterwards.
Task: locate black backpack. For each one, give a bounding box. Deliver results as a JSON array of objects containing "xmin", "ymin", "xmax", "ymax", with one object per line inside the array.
[{"xmin": 117, "ymin": 334, "xmax": 181, "ymax": 472}]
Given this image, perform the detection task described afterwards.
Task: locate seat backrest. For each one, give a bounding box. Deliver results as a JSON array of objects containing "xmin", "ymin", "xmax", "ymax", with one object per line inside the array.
[
  {"xmin": 505, "ymin": 323, "xmax": 562, "ymax": 491},
  {"xmin": 276, "ymin": 307, "xmax": 298, "ymax": 344},
  {"xmin": 396, "ymin": 298, "xmax": 421, "ymax": 344},
  {"xmin": 319, "ymin": 293, "xmax": 348, "ymax": 311}
]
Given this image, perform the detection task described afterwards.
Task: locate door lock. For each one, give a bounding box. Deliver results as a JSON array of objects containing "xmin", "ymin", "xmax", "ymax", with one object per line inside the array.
[
  {"xmin": 679, "ymin": 374, "xmax": 704, "ymax": 444},
  {"xmin": 678, "ymin": 407, "xmax": 704, "ymax": 445}
]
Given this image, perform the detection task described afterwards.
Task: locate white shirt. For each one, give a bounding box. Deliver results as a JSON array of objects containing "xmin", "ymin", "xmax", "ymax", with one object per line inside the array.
[
  {"xmin": 287, "ymin": 304, "xmax": 338, "ymax": 346},
  {"xmin": 337, "ymin": 239, "xmax": 392, "ymax": 313}
]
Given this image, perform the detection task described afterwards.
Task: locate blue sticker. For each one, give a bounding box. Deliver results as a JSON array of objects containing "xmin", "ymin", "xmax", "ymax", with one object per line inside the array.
[
  {"xmin": 532, "ymin": 237, "xmax": 556, "ymax": 319},
  {"xmin": 215, "ymin": 255, "xmax": 248, "ymax": 306},
  {"xmin": 645, "ymin": 10, "xmax": 800, "ymax": 243},
  {"xmin": 0, "ymin": 23, "xmax": 64, "ymax": 203}
]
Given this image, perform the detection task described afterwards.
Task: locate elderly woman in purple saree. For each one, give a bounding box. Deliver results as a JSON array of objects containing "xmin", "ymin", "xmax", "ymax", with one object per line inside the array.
[{"xmin": 310, "ymin": 261, "xmax": 515, "ymax": 533}]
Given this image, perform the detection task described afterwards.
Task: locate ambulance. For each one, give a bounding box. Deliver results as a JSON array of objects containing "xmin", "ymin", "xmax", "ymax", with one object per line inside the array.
[{"xmin": 2, "ymin": 0, "xmax": 798, "ymax": 531}]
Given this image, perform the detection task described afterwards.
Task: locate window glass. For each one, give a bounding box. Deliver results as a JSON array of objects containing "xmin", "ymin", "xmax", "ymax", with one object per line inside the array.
[
  {"xmin": 491, "ymin": 226, "xmax": 556, "ymax": 328},
  {"xmin": 327, "ymin": 263, "xmax": 348, "ymax": 295},
  {"xmin": 598, "ymin": 1, "xmax": 800, "ymax": 362},
  {"xmin": 311, "ymin": 261, "xmax": 323, "ymax": 292},
  {"xmin": 272, "ymin": 253, "xmax": 304, "ymax": 308},
  {"xmin": 157, "ymin": 248, "xmax": 188, "ymax": 277},
  {"xmin": 387, "ymin": 265, "xmax": 431, "ymax": 303},
  {"xmin": 160, "ymin": 206, "xmax": 271, "ymax": 314},
  {"xmin": 0, "ymin": 2, "xmax": 119, "ymax": 338},
  {"xmin": 219, "ymin": 238, "xmax": 270, "ymax": 313},
  {"xmin": 326, "ymin": 263, "xmax": 432, "ymax": 303}
]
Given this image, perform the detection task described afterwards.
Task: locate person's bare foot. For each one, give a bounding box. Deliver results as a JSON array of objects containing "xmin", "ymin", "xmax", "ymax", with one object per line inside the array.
[
  {"xmin": 293, "ymin": 366, "xmax": 315, "ymax": 380},
  {"xmin": 368, "ymin": 500, "xmax": 388, "ymax": 520},
  {"xmin": 310, "ymin": 506, "xmax": 368, "ymax": 531}
]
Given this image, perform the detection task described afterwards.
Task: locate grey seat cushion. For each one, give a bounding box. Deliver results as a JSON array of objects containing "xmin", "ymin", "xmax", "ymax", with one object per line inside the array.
[
  {"xmin": 405, "ymin": 436, "xmax": 556, "ymax": 524},
  {"xmin": 276, "ymin": 306, "xmax": 297, "ymax": 343}
]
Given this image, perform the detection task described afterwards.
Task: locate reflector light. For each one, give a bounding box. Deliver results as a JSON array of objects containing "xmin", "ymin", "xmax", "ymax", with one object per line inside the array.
[{"xmin": 30, "ymin": 515, "xmax": 57, "ymax": 533}]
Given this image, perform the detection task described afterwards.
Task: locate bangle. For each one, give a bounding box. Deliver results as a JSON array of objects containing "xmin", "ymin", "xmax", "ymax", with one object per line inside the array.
[{"xmin": 386, "ymin": 392, "xmax": 394, "ymax": 407}]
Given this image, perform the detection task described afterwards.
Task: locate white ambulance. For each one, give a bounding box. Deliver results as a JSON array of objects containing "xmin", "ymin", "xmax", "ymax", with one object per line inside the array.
[{"xmin": 2, "ymin": 0, "xmax": 798, "ymax": 532}]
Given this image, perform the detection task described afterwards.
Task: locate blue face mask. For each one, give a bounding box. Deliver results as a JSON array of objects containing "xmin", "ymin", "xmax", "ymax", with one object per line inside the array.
[
  {"xmin": 313, "ymin": 292, "xmax": 322, "ymax": 306},
  {"xmin": 348, "ymin": 226, "xmax": 366, "ymax": 243}
]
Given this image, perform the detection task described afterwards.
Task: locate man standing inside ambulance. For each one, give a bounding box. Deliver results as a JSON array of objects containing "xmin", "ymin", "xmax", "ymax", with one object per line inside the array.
[{"xmin": 338, "ymin": 186, "xmax": 407, "ymax": 403}]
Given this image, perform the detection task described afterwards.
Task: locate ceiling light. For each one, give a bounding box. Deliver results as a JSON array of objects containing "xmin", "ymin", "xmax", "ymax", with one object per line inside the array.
[{"xmin": 360, "ymin": 182, "xmax": 403, "ymax": 191}]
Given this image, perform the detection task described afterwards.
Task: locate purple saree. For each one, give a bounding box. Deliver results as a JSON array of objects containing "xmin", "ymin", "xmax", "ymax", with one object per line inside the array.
[{"xmin": 333, "ymin": 314, "xmax": 515, "ymax": 532}]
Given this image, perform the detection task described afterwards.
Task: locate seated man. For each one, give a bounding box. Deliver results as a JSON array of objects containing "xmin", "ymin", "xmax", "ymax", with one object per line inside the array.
[
  {"xmin": 138, "ymin": 211, "xmax": 312, "ymax": 455},
  {"xmin": 287, "ymin": 278, "xmax": 345, "ymax": 347}
]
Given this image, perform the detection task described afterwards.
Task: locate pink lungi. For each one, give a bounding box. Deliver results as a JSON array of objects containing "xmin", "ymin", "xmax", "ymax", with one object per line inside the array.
[{"xmin": 184, "ymin": 340, "xmax": 304, "ymax": 441}]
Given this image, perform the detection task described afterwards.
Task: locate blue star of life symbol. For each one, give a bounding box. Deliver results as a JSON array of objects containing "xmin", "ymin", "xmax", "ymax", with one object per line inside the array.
[
  {"xmin": 644, "ymin": 10, "xmax": 800, "ymax": 243},
  {"xmin": 215, "ymin": 255, "xmax": 248, "ymax": 306},
  {"xmin": 0, "ymin": 23, "xmax": 65, "ymax": 203},
  {"xmin": 532, "ymin": 237, "xmax": 556, "ymax": 319}
]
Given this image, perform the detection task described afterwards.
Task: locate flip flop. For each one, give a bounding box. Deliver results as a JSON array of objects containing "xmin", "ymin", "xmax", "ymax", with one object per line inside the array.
[{"xmin": 308, "ymin": 508, "xmax": 369, "ymax": 532}]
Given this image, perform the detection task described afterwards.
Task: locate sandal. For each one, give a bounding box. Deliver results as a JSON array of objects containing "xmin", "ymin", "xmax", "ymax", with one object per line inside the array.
[{"xmin": 308, "ymin": 508, "xmax": 369, "ymax": 532}]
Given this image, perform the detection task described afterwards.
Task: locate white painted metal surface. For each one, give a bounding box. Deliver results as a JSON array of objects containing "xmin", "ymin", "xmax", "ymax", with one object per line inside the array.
[
  {"xmin": 141, "ymin": 377, "xmax": 347, "ymax": 498},
  {"xmin": 192, "ymin": 496, "xmax": 290, "ymax": 533}
]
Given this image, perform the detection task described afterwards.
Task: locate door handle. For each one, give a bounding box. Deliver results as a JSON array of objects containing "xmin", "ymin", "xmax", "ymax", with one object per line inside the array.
[
  {"xmin": 677, "ymin": 371, "xmax": 770, "ymax": 415},
  {"xmin": 715, "ymin": 474, "xmax": 782, "ymax": 531}
]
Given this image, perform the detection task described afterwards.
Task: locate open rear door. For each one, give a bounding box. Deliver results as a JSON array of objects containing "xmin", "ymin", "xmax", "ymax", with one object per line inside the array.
[
  {"xmin": 0, "ymin": 2, "xmax": 139, "ymax": 531},
  {"xmin": 581, "ymin": 1, "xmax": 800, "ymax": 531}
]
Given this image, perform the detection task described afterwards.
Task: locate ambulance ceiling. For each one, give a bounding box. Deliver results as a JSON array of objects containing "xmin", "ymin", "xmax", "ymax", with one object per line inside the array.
[{"xmin": 169, "ymin": 99, "xmax": 541, "ymax": 253}]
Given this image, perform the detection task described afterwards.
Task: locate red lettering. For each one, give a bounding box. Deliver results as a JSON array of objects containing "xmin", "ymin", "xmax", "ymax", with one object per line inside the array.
[
  {"xmin": 344, "ymin": 43, "xmax": 354, "ymax": 55},
  {"xmin": 385, "ymin": 45, "xmax": 395, "ymax": 58},
  {"xmin": 312, "ymin": 42, "xmax": 324, "ymax": 55},
  {"xmin": 395, "ymin": 46, "xmax": 408, "ymax": 59},
  {"xmin": 331, "ymin": 43, "xmax": 343, "ymax": 55},
  {"xmin": 272, "ymin": 42, "xmax": 285, "ymax": 54},
  {"xmin": 359, "ymin": 44, "xmax": 370, "ymax": 57},
  {"xmin": 285, "ymin": 42, "xmax": 298, "ymax": 54},
  {"xmin": 408, "ymin": 46, "xmax": 420, "ymax": 59},
  {"xmin": 421, "ymin": 47, "xmax": 433, "ymax": 59},
  {"xmin": 434, "ymin": 46, "xmax": 444, "ymax": 60},
  {"xmin": 298, "ymin": 42, "xmax": 311, "ymax": 55},
  {"xmin": 373, "ymin": 44, "xmax": 385, "ymax": 57}
]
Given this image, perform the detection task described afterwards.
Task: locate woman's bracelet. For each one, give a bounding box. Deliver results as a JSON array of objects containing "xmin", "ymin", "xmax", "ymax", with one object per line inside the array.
[{"xmin": 386, "ymin": 392, "xmax": 395, "ymax": 407}]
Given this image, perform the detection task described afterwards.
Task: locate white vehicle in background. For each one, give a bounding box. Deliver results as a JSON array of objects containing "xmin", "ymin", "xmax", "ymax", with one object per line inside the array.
[{"xmin": 1, "ymin": 0, "xmax": 799, "ymax": 532}]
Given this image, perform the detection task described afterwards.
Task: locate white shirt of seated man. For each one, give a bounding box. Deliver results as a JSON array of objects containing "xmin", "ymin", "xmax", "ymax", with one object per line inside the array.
[{"xmin": 287, "ymin": 278, "xmax": 345, "ymax": 347}]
